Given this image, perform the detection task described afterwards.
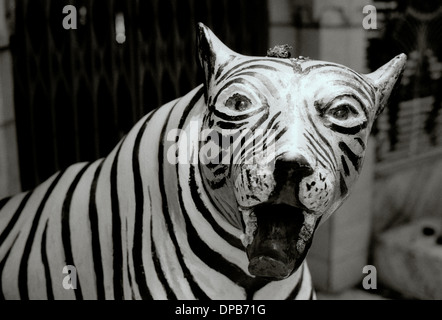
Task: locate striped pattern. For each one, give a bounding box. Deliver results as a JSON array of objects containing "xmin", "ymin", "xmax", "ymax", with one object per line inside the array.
[
  {"xmin": 0, "ymin": 24, "xmax": 405, "ymax": 300},
  {"xmin": 0, "ymin": 85, "xmax": 315, "ymax": 299}
]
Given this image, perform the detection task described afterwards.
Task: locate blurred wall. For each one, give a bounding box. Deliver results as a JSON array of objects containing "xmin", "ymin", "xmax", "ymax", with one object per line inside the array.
[{"xmin": 373, "ymin": 156, "xmax": 442, "ymax": 234}]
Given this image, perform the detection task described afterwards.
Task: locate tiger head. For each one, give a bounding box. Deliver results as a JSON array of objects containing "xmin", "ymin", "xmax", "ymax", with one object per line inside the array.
[{"xmin": 196, "ymin": 23, "xmax": 406, "ymax": 280}]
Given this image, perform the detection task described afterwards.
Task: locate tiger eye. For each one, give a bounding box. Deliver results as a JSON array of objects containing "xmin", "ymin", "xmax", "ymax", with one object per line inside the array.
[
  {"xmin": 330, "ymin": 104, "xmax": 357, "ymax": 120},
  {"xmin": 332, "ymin": 108, "xmax": 349, "ymax": 120},
  {"xmin": 235, "ymin": 100, "xmax": 246, "ymax": 110},
  {"xmin": 225, "ymin": 94, "xmax": 251, "ymax": 112}
]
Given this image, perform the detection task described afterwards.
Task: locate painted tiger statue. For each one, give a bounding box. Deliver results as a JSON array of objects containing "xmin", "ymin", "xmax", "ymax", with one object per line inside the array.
[{"xmin": 0, "ymin": 23, "xmax": 405, "ymax": 300}]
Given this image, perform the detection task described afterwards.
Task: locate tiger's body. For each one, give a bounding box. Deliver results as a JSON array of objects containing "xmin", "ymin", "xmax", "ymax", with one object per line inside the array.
[
  {"xmin": 1, "ymin": 86, "xmax": 309, "ymax": 299},
  {"xmin": 0, "ymin": 24, "xmax": 405, "ymax": 300}
]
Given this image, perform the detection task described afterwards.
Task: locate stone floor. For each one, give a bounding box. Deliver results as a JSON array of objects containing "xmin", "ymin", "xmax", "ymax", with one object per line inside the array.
[
  {"xmin": 315, "ymin": 284, "xmax": 415, "ymax": 300},
  {"xmin": 317, "ymin": 288, "xmax": 388, "ymax": 300}
]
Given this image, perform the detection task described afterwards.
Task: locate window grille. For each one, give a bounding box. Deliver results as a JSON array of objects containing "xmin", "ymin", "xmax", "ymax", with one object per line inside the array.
[{"xmin": 11, "ymin": 0, "xmax": 269, "ymax": 190}]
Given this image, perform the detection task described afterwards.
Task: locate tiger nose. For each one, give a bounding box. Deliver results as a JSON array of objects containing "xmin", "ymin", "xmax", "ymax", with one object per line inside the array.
[
  {"xmin": 271, "ymin": 154, "xmax": 313, "ymax": 204},
  {"xmin": 274, "ymin": 154, "xmax": 313, "ymax": 183}
]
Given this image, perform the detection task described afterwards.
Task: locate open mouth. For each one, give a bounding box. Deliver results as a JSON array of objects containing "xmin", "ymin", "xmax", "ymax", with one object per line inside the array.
[{"xmin": 240, "ymin": 203, "xmax": 316, "ymax": 280}]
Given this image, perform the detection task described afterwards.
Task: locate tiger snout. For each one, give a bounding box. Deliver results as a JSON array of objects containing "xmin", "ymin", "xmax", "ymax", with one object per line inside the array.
[
  {"xmin": 271, "ymin": 155, "xmax": 314, "ymax": 208},
  {"xmin": 236, "ymin": 154, "xmax": 336, "ymax": 280}
]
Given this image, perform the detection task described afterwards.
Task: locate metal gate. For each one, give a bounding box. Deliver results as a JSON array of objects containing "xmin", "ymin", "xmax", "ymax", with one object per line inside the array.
[{"xmin": 11, "ymin": 0, "xmax": 269, "ymax": 191}]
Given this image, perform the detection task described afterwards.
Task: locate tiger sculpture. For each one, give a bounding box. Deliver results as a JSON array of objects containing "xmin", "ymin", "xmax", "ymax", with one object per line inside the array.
[{"xmin": 0, "ymin": 23, "xmax": 405, "ymax": 300}]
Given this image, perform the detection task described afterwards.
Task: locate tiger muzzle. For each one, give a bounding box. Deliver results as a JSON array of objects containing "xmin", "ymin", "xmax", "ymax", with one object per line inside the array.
[{"xmin": 245, "ymin": 156, "xmax": 316, "ymax": 280}]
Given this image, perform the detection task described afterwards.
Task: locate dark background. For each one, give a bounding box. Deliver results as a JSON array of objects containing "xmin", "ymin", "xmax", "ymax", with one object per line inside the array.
[{"xmin": 11, "ymin": 0, "xmax": 269, "ymax": 190}]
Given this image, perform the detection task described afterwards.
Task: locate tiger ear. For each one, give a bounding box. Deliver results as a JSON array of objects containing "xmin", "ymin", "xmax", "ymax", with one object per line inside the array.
[
  {"xmin": 365, "ymin": 54, "xmax": 407, "ymax": 117},
  {"xmin": 196, "ymin": 23, "xmax": 236, "ymax": 99}
]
